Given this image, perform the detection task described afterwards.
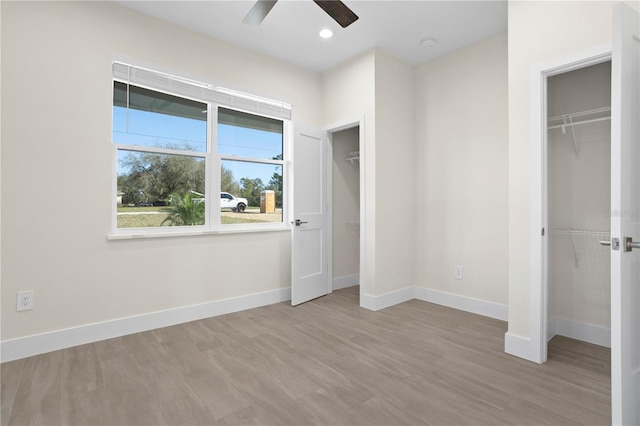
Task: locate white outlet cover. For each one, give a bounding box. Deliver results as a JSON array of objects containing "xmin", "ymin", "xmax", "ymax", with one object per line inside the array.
[
  {"xmin": 17, "ymin": 290, "xmax": 34, "ymax": 311},
  {"xmin": 454, "ymin": 265, "xmax": 464, "ymax": 280}
]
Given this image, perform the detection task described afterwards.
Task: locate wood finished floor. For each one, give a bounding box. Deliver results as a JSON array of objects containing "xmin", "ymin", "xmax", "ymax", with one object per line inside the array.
[{"xmin": 1, "ymin": 287, "xmax": 611, "ymax": 426}]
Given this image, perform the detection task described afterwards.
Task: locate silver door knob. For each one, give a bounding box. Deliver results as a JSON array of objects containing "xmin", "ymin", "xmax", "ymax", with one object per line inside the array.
[
  {"xmin": 292, "ymin": 219, "xmax": 308, "ymax": 226},
  {"xmin": 624, "ymin": 237, "xmax": 640, "ymax": 252}
]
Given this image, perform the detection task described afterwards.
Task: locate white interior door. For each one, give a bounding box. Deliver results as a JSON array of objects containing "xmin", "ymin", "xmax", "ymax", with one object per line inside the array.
[
  {"xmin": 291, "ymin": 129, "xmax": 328, "ymax": 305},
  {"xmin": 610, "ymin": 3, "xmax": 639, "ymax": 425}
]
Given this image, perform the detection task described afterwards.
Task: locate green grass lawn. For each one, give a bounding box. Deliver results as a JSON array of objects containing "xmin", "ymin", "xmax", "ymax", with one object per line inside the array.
[
  {"xmin": 117, "ymin": 206, "xmax": 168, "ymax": 213},
  {"xmin": 221, "ymin": 216, "xmax": 265, "ymax": 224},
  {"xmin": 116, "ymin": 206, "xmax": 273, "ymax": 228},
  {"xmin": 117, "ymin": 213, "xmax": 169, "ymax": 228}
]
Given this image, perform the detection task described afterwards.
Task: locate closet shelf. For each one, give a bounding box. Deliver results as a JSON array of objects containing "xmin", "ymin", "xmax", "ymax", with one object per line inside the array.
[
  {"xmin": 548, "ymin": 107, "xmax": 611, "ymax": 130},
  {"xmin": 345, "ymin": 151, "xmax": 360, "ymax": 164},
  {"xmin": 548, "ymin": 107, "xmax": 611, "ymax": 159},
  {"xmin": 551, "ymin": 228, "xmax": 610, "ymax": 267},
  {"xmin": 551, "ymin": 228, "xmax": 610, "ymax": 237}
]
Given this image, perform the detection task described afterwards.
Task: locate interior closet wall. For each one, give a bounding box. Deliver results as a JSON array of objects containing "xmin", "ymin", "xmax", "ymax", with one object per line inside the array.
[
  {"xmin": 332, "ymin": 127, "xmax": 360, "ymax": 289},
  {"xmin": 547, "ymin": 61, "xmax": 612, "ymax": 346}
]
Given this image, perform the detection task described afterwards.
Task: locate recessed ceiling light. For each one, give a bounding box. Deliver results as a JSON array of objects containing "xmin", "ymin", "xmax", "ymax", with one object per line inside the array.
[
  {"xmin": 420, "ymin": 38, "xmax": 437, "ymax": 48},
  {"xmin": 319, "ymin": 28, "xmax": 333, "ymax": 39}
]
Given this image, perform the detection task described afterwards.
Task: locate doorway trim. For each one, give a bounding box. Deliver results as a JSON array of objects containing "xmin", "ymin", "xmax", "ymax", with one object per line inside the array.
[
  {"xmin": 529, "ymin": 43, "xmax": 611, "ymax": 364},
  {"xmin": 324, "ymin": 116, "xmax": 366, "ymax": 307}
]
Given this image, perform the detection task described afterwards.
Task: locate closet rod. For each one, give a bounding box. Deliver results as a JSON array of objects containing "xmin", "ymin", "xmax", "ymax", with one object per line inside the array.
[
  {"xmin": 548, "ymin": 106, "xmax": 611, "ymax": 130},
  {"xmin": 547, "ymin": 116, "xmax": 611, "ymax": 130},
  {"xmin": 548, "ymin": 106, "xmax": 611, "ymax": 158},
  {"xmin": 345, "ymin": 151, "xmax": 360, "ymax": 164}
]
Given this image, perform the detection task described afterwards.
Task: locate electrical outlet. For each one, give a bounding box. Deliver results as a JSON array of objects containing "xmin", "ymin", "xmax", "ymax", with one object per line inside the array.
[
  {"xmin": 17, "ymin": 291, "xmax": 34, "ymax": 311},
  {"xmin": 454, "ymin": 265, "xmax": 464, "ymax": 280}
]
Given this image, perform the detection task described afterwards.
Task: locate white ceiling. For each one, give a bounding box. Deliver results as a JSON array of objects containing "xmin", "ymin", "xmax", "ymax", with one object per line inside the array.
[{"xmin": 117, "ymin": 0, "xmax": 507, "ymax": 73}]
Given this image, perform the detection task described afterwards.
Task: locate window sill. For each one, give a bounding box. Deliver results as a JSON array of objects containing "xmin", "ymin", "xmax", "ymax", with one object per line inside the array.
[{"xmin": 107, "ymin": 225, "xmax": 291, "ymax": 241}]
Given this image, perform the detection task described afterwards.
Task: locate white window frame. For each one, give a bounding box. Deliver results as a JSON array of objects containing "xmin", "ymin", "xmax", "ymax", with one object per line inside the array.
[
  {"xmin": 109, "ymin": 62, "xmax": 292, "ymax": 239},
  {"xmin": 214, "ymin": 103, "xmax": 290, "ymax": 232}
]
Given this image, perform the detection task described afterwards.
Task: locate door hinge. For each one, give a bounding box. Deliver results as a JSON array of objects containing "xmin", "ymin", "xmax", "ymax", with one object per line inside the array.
[{"xmin": 541, "ymin": 227, "xmax": 545, "ymax": 236}]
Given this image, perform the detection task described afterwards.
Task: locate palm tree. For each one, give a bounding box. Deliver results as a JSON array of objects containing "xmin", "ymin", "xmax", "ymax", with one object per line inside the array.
[{"xmin": 161, "ymin": 192, "xmax": 205, "ymax": 226}]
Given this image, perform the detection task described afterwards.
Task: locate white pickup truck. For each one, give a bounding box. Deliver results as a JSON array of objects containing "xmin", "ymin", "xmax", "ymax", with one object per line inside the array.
[{"xmin": 220, "ymin": 192, "xmax": 248, "ymax": 212}]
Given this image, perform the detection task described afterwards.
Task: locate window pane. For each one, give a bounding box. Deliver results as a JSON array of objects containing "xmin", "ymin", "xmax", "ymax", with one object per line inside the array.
[
  {"xmin": 113, "ymin": 82, "xmax": 207, "ymax": 152},
  {"xmin": 218, "ymin": 107, "xmax": 283, "ymax": 160},
  {"xmin": 117, "ymin": 150, "xmax": 205, "ymax": 228},
  {"xmin": 221, "ymin": 159, "xmax": 283, "ymax": 224}
]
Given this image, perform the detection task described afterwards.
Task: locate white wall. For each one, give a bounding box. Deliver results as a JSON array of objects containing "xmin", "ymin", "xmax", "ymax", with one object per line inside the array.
[
  {"xmin": 547, "ymin": 62, "xmax": 611, "ymax": 336},
  {"xmin": 0, "ymin": 0, "xmax": 3, "ymax": 340},
  {"xmin": 322, "ymin": 50, "xmax": 416, "ymax": 301},
  {"xmin": 332, "ymin": 127, "xmax": 359, "ymax": 282},
  {"xmin": 414, "ymin": 33, "xmax": 509, "ymax": 306},
  {"xmin": 373, "ymin": 51, "xmax": 416, "ymax": 295},
  {"xmin": 322, "ymin": 51, "xmax": 377, "ymax": 298},
  {"xmin": 506, "ymin": 1, "xmax": 632, "ymax": 345},
  {"xmin": 1, "ymin": 1, "xmax": 322, "ymax": 342}
]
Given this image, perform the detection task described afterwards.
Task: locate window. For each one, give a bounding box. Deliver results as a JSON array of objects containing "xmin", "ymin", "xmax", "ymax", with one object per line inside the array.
[
  {"xmin": 112, "ymin": 62, "xmax": 291, "ymax": 235},
  {"xmin": 218, "ymin": 108, "xmax": 284, "ymax": 224}
]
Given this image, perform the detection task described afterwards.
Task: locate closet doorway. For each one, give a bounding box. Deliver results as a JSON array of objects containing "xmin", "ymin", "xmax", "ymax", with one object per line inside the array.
[
  {"xmin": 546, "ymin": 61, "xmax": 612, "ymax": 353},
  {"xmin": 327, "ymin": 121, "xmax": 364, "ymax": 306},
  {"xmin": 530, "ymin": 7, "xmax": 639, "ymax": 421},
  {"xmin": 529, "ymin": 43, "xmax": 613, "ymax": 365}
]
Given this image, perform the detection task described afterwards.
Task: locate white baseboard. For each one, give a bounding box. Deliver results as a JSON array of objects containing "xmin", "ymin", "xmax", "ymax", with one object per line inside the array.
[
  {"xmin": 547, "ymin": 317, "xmax": 557, "ymax": 341},
  {"xmin": 1, "ymin": 283, "xmax": 523, "ymax": 363},
  {"xmin": 414, "ymin": 287, "xmax": 508, "ymax": 321},
  {"xmin": 361, "ymin": 286, "xmax": 508, "ymax": 319},
  {"xmin": 332, "ymin": 274, "xmax": 359, "ymax": 290},
  {"xmin": 504, "ymin": 332, "xmax": 540, "ymax": 362},
  {"xmin": 360, "ymin": 286, "xmax": 414, "ymax": 311},
  {"xmin": 548, "ymin": 317, "xmax": 610, "ymax": 348},
  {"xmin": 1, "ymin": 288, "xmax": 291, "ymax": 363}
]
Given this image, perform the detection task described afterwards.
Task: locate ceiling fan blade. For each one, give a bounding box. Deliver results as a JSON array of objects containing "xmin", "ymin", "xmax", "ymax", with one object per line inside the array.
[
  {"xmin": 312, "ymin": 0, "xmax": 359, "ymax": 28},
  {"xmin": 242, "ymin": 0, "xmax": 278, "ymax": 25}
]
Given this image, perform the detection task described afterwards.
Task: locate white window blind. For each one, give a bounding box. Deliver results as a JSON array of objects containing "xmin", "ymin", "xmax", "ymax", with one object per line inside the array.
[{"xmin": 112, "ymin": 62, "xmax": 292, "ymax": 120}]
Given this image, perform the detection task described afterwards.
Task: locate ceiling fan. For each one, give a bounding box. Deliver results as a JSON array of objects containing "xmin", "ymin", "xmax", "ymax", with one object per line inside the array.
[{"xmin": 243, "ymin": 0, "xmax": 359, "ymax": 28}]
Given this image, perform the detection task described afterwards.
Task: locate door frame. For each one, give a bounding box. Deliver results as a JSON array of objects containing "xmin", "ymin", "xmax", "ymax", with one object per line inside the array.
[
  {"xmin": 324, "ymin": 116, "xmax": 366, "ymax": 307},
  {"xmin": 529, "ymin": 43, "xmax": 612, "ymax": 364}
]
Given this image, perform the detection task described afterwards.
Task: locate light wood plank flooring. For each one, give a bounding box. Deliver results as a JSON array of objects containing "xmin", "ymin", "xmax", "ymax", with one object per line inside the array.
[{"xmin": 1, "ymin": 287, "xmax": 611, "ymax": 425}]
